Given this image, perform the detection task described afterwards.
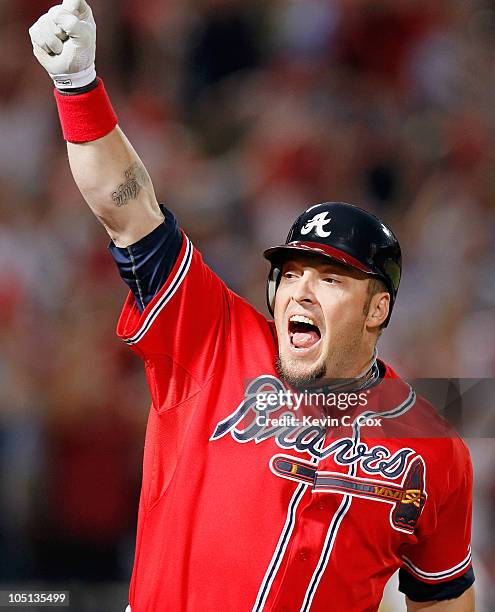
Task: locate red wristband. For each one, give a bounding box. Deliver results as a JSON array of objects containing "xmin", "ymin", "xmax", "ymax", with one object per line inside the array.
[{"xmin": 53, "ymin": 78, "xmax": 118, "ymax": 143}]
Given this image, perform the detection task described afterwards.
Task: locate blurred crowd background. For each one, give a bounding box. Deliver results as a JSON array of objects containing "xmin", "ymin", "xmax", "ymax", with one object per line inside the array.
[{"xmin": 1, "ymin": 0, "xmax": 494, "ymax": 610}]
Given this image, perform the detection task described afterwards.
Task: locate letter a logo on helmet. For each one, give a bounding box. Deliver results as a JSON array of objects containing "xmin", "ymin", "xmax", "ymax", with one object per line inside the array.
[{"xmin": 300, "ymin": 212, "xmax": 332, "ymax": 237}]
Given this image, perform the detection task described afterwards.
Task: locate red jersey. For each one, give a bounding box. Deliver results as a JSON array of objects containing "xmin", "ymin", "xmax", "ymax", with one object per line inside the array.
[{"xmin": 117, "ymin": 232, "xmax": 473, "ymax": 611}]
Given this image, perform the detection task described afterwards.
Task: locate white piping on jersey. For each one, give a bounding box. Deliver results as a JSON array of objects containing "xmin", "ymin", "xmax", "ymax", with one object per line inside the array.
[
  {"xmin": 127, "ymin": 245, "xmax": 145, "ymax": 311},
  {"xmin": 124, "ymin": 235, "xmax": 193, "ymax": 345},
  {"xmin": 402, "ymin": 547, "xmax": 472, "ymax": 581},
  {"xmin": 252, "ymin": 480, "xmax": 310, "ymax": 612},
  {"xmin": 300, "ymin": 494, "xmax": 352, "ymax": 612},
  {"xmin": 300, "ymin": 384, "xmax": 417, "ymax": 610},
  {"xmin": 252, "ymin": 439, "xmax": 324, "ymax": 611}
]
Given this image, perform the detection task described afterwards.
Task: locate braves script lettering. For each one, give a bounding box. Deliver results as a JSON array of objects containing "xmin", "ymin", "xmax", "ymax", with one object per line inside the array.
[{"xmin": 211, "ymin": 376, "xmax": 414, "ymax": 479}]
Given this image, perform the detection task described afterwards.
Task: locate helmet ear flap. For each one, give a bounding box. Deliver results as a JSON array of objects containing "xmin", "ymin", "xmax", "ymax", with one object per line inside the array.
[{"xmin": 266, "ymin": 265, "xmax": 281, "ymax": 316}]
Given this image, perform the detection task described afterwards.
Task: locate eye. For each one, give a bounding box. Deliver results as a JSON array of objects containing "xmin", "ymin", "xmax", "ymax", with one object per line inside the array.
[
  {"xmin": 282, "ymin": 270, "xmax": 298, "ymax": 279},
  {"xmin": 322, "ymin": 277, "xmax": 339, "ymax": 284}
]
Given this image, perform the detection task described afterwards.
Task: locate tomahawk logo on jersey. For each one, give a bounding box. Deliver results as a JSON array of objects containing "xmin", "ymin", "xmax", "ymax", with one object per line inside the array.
[{"xmin": 111, "ymin": 209, "xmax": 474, "ymax": 612}]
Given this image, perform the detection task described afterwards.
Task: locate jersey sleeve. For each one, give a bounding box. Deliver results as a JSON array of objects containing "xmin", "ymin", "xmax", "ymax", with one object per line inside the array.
[
  {"xmin": 398, "ymin": 439, "xmax": 474, "ymax": 602},
  {"xmin": 114, "ymin": 210, "xmax": 236, "ymax": 407},
  {"xmin": 109, "ymin": 206, "xmax": 183, "ymax": 312}
]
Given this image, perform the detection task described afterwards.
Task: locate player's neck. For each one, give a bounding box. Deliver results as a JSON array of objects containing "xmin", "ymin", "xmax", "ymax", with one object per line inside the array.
[{"xmin": 315, "ymin": 348, "xmax": 379, "ymax": 394}]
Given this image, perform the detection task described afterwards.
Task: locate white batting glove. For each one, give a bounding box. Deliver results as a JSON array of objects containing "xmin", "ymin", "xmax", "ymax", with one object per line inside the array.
[{"xmin": 29, "ymin": 0, "xmax": 96, "ymax": 89}]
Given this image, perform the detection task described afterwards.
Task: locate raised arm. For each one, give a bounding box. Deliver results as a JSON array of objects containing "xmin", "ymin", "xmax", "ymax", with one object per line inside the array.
[
  {"xmin": 29, "ymin": 0, "xmax": 163, "ymax": 247},
  {"xmin": 66, "ymin": 127, "xmax": 163, "ymax": 247}
]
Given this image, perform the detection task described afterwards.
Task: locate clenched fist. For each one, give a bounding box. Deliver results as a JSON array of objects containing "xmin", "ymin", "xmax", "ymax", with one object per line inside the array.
[{"xmin": 29, "ymin": 0, "xmax": 96, "ymax": 89}]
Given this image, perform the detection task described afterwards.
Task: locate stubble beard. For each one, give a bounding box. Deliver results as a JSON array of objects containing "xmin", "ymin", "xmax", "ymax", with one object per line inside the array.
[
  {"xmin": 276, "ymin": 321, "xmax": 367, "ymax": 390},
  {"xmin": 275, "ymin": 354, "xmax": 327, "ymax": 390}
]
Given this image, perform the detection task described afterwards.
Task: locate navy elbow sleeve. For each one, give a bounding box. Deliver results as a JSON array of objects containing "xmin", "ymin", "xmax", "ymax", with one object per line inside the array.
[
  {"xmin": 108, "ymin": 206, "xmax": 183, "ymax": 312},
  {"xmin": 398, "ymin": 567, "xmax": 474, "ymax": 603}
]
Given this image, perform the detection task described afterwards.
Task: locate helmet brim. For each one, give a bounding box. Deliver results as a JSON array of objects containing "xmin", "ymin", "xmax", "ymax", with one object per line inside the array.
[{"xmin": 263, "ymin": 241, "xmax": 373, "ymax": 275}]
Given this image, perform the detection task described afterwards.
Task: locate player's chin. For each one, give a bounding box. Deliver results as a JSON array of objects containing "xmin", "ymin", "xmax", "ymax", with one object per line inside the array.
[{"xmin": 276, "ymin": 347, "xmax": 326, "ymax": 389}]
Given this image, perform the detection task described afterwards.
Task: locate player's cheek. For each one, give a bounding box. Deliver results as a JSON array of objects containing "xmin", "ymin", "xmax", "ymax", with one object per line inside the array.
[{"xmin": 273, "ymin": 294, "xmax": 289, "ymax": 326}]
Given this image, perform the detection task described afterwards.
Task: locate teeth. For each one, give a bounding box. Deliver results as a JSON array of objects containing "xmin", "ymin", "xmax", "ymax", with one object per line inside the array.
[{"xmin": 290, "ymin": 314, "xmax": 315, "ymax": 326}]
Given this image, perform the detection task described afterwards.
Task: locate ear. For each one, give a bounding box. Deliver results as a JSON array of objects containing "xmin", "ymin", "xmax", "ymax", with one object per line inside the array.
[{"xmin": 366, "ymin": 292, "xmax": 390, "ymax": 330}]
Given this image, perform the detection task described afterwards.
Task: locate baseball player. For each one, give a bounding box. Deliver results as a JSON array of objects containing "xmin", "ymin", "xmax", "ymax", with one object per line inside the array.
[{"xmin": 29, "ymin": 2, "xmax": 475, "ymax": 610}]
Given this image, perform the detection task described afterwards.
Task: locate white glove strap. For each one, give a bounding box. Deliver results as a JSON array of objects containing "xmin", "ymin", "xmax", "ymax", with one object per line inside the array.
[{"xmin": 51, "ymin": 63, "xmax": 96, "ymax": 89}]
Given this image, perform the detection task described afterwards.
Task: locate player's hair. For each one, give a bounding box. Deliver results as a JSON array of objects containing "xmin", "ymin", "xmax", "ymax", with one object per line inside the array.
[{"xmin": 363, "ymin": 277, "xmax": 388, "ymax": 331}]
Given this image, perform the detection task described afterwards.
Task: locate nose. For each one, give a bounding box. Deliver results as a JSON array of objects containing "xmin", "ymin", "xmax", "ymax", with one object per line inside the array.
[{"xmin": 291, "ymin": 272, "xmax": 317, "ymax": 306}]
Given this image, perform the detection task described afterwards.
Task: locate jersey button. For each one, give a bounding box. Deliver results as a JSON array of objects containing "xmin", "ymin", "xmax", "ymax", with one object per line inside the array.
[
  {"xmin": 298, "ymin": 548, "xmax": 310, "ymax": 562},
  {"xmin": 317, "ymin": 500, "xmax": 326, "ymax": 511}
]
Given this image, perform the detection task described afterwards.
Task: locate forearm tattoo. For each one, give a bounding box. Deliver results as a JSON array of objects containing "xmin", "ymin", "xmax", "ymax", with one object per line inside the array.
[{"xmin": 111, "ymin": 162, "xmax": 147, "ymax": 207}]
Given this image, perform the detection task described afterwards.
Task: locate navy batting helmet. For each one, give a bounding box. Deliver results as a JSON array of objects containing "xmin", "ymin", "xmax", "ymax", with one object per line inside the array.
[{"xmin": 263, "ymin": 202, "xmax": 402, "ymax": 326}]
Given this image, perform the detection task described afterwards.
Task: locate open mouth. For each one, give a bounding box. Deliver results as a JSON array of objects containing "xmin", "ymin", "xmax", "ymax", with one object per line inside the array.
[{"xmin": 288, "ymin": 315, "xmax": 322, "ymax": 350}]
